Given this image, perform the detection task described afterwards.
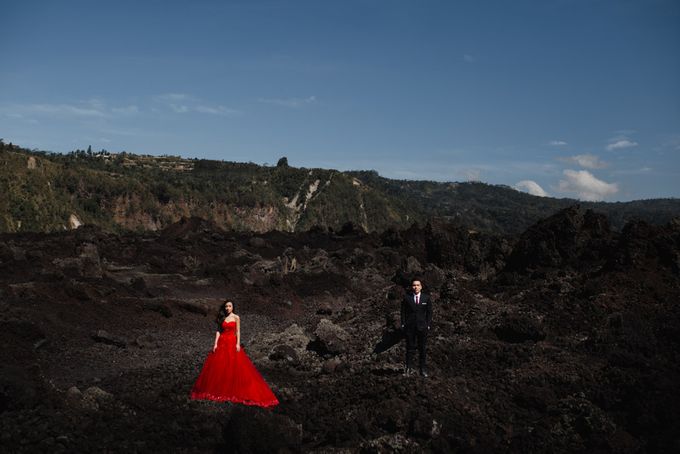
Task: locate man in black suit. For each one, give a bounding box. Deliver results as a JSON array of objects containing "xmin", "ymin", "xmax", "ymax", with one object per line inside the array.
[{"xmin": 401, "ymin": 278, "xmax": 433, "ymax": 377}]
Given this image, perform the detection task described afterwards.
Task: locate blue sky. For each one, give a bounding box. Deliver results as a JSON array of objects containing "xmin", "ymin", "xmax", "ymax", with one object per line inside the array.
[{"xmin": 1, "ymin": 0, "xmax": 678, "ymax": 201}]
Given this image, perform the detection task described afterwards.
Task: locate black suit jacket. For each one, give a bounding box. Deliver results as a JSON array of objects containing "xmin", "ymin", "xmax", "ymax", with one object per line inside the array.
[{"xmin": 401, "ymin": 292, "xmax": 433, "ymax": 331}]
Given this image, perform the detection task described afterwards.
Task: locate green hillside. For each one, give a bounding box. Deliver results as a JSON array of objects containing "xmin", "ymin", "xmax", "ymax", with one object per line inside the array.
[{"xmin": 1, "ymin": 140, "xmax": 678, "ymax": 234}]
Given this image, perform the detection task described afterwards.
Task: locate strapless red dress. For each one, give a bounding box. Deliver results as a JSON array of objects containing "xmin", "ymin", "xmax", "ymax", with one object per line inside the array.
[{"xmin": 190, "ymin": 321, "xmax": 279, "ymax": 408}]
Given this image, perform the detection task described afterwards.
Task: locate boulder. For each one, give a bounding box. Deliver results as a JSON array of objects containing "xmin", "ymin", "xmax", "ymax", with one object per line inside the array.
[
  {"xmin": 312, "ymin": 319, "xmax": 350, "ymax": 355},
  {"xmin": 269, "ymin": 345, "xmax": 299, "ymax": 363},
  {"xmin": 405, "ymin": 256, "xmax": 423, "ymax": 274},
  {"xmin": 65, "ymin": 386, "xmax": 83, "ymax": 408},
  {"xmin": 92, "ymin": 330, "xmax": 127, "ymax": 348},
  {"xmin": 79, "ymin": 386, "xmax": 114, "ymax": 411},
  {"xmin": 249, "ymin": 324, "xmax": 317, "ymax": 369},
  {"xmin": 321, "ymin": 357, "xmax": 344, "ymax": 374},
  {"xmin": 316, "ymin": 301, "xmax": 333, "ymax": 315},
  {"xmin": 274, "ymin": 324, "xmax": 311, "ymax": 350}
]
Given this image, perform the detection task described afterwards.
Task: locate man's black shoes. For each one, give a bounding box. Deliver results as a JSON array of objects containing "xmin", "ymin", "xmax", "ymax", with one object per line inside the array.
[{"xmin": 403, "ymin": 367, "xmax": 429, "ymax": 378}]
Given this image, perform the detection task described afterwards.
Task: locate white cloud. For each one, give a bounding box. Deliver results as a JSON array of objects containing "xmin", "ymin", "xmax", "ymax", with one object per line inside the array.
[
  {"xmin": 549, "ymin": 140, "xmax": 567, "ymax": 146},
  {"xmin": 155, "ymin": 93, "xmax": 240, "ymax": 116},
  {"xmin": 514, "ymin": 180, "xmax": 549, "ymax": 197},
  {"xmin": 169, "ymin": 104, "xmax": 190, "ymax": 113},
  {"xmin": 111, "ymin": 105, "xmax": 139, "ymax": 115},
  {"xmin": 156, "ymin": 93, "xmax": 191, "ymax": 102},
  {"xmin": 84, "ymin": 98, "xmax": 106, "ymax": 110},
  {"xmin": 23, "ymin": 103, "xmax": 107, "ymax": 118},
  {"xmin": 3, "ymin": 95, "xmax": 238, "ymax": 124},
  {"xmin": 0, "ymin": 99, "xmax": 143, "ymax": 120},
  {"xmin": 560, "ymin": 153, "xmax": 607, "ymax": 169},
  {"xmin": 557, "ymin": 169, "xmax": 618, "ymax": 201},
  {"xmin": 606, "ymin": 138, "xmax": 638, "ymax": 151},
  {"xmin": 4, "ymin": 113, "xmax": 25, "ymax": 119},
  {"xmin": 194, "ymin": 105, "xmax": 241, "ymax": 116},
  {"xmin": 258, "ymin": 96, "xmax": 317, "ymax": 108}
]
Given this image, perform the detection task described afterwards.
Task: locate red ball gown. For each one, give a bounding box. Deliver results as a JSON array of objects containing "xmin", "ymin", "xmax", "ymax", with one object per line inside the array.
[{"xmin": 190, "ymin": 320, "xmax": 279, "ymax": 408}]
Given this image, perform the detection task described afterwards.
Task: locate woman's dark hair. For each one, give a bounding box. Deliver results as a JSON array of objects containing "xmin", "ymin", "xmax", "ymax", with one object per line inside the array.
[{"xmin": 215, "ymin": 300, "xmax": 234, "ymax": 324}]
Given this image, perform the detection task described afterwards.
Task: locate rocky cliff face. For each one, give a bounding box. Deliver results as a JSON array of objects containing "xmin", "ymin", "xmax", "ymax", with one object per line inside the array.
[
  {"xmin": 110, "ymin": 195, "xmax": 285, "ymax": 233},
  {"xmin": 1, "ymin": 206, "xmax": 679, "ymax": 452},
  {"xmin": 4, "ymin": 145, "xmax": 680, "ymax": 235}
]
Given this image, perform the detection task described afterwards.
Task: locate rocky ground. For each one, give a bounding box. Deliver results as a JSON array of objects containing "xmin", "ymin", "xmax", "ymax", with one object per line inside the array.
[{"xmin": 1, "ymin": 206, "xmax": 679, "ymax": 453}]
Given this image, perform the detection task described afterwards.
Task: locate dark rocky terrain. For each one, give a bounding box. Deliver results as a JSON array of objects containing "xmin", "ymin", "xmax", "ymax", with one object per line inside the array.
[{"xmin": 1, "ymin": 206, "xmax": 679, "ymax": 453}]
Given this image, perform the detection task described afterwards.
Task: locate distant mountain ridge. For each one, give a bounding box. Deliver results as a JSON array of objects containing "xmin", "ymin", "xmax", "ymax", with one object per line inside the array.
[{"xmin": 1, "ymin": 141, "xmax": 679, "ymax": 234}]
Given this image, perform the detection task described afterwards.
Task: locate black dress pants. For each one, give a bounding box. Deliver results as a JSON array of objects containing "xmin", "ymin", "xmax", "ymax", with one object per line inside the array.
[{"xmin": 405, "ymin": 327, "xmax": 427, "ymax": 370}]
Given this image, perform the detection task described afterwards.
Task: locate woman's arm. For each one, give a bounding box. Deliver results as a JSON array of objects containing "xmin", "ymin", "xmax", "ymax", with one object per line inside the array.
[
  {"xmin": 236, "ymin": 316, "xmax": 241, "ymax": 352},
  {"xmin": 213, "ymin": 331, "xmax": 220, "ymax": 352}
]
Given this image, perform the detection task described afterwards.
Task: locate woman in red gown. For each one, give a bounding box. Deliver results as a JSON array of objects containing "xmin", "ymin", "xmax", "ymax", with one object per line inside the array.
[{"xmin": 190, "ymin": 300, "xmax": 279, "ymax": 408}]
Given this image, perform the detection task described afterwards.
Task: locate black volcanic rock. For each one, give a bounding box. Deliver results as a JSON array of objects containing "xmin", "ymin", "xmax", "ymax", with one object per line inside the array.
[
  {"xmin": 505, "ymin": 205, "xmax": 614, "ymax": 273},
  {"xmin": 141, "ymin": 302, "xmax": 173, "ymax": 318},
  {"xmin": 268, "ymin": 344, "xmax": 298, "ymax": 363},
  {"xmin": 0, "ymin": 320, "xmax": 48, "ymax": 412},
  {"xmin": 0, "ymin": 320, "xmax": 46, "ymax": 368},
  {"xmin": 338, "ymin": 221, "xmax": 365, "ymax": 236},
  {"xmin": 224, "ymin": 406, "xmax": 302, "ymax": 452},
  {"xmin": 311, "ymin": 319, "xmax": 350, "ymax": 355},
  {"xmin": 91, "ymin": 330, "xmax": 128, "ymax": 348},
  {"xmin": 0, "ymin": 365, "xmax": 42, "ymax": 411},
  {"xmin": 177, "ymin": 301, "xmax": 210, "ymax": 316},
  {"xmin": 160, "ymin": 216, "xmax": 225, "ymax": 239},
  {"xmin": 606, "ymin": 218, "xmax": 680, "ymax": 272},
  {"xmin": 380, "ymin": 227, "xmax": 404, "ymax": 248},
  {"xmin": 493, "ymin": 314, "xmax": 546, "ymax": 343},
  {"xmin": 1, "ymin": 210, "xmax": 679, "ymax": 452},
  {"xmin": 130, "ymin": 276, "xmax": 148, "ymax": 292}
]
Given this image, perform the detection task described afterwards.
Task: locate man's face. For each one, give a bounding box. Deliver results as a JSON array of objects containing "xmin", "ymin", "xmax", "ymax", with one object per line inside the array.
[{"xmin": 412, "ymin": 281, "xmax": 422, "ymax": 294}]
